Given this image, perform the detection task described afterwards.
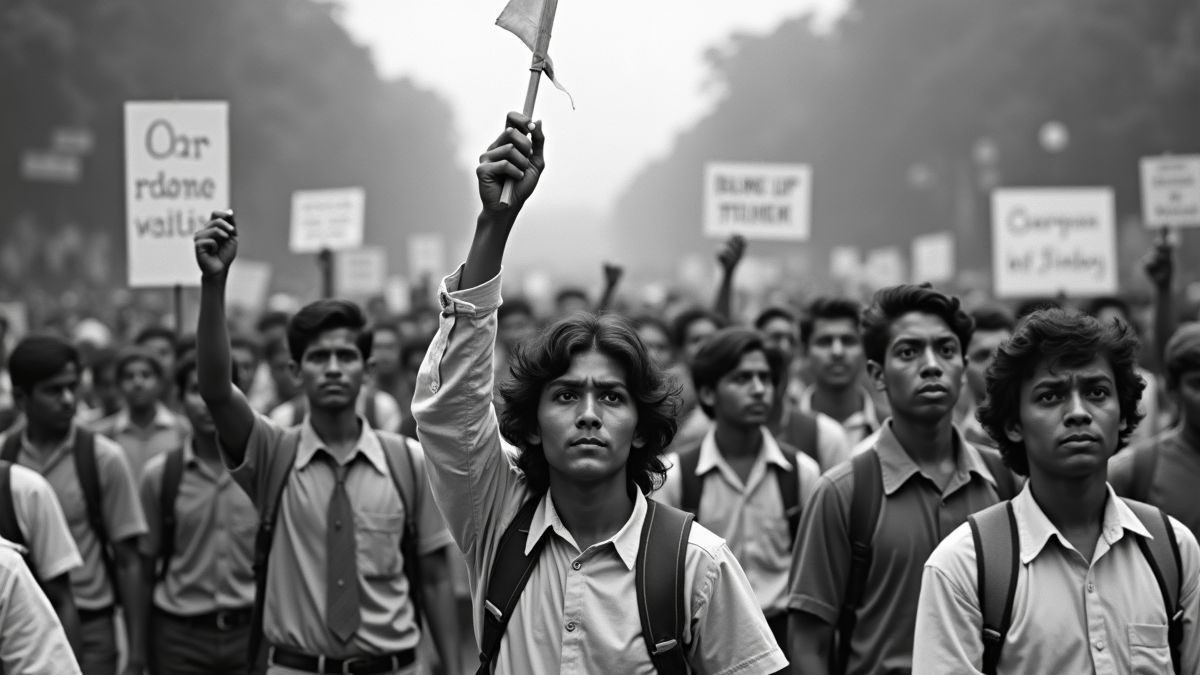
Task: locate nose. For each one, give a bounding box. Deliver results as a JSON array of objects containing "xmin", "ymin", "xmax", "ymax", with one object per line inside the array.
[
  {"xmin": 830, "ymin": 338, "xmax": 845, "ymax": 358},
  {"xmin": 323, "ymin": 354, "xmax": 343, "ymax": 378},
  {"xmin": 919, "ymin": 346, "xmax": 943, "ymax": 377},
  {"xmin": 1064, "ymin": 389, "xmax": 1092, "ymax": 426},
  {"xmin": 576, "ymin": 393, "xmax": 602, "ymax": 429},
  {"xmin": 750, "ymin": 374, "xmax": 769, "ymax": 397}
]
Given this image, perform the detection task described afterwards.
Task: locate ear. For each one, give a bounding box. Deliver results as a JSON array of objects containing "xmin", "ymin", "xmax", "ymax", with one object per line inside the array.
[
  {"xmin": 1004, "ymin": 420, "xmax": 1023, "ymax": 443},
  {"xmin": 632, "ymin": 431, "xmax": 646, "ymax": 449},
  {"xmin": 866, "ymin": 360, "xmax": 886, "ymax": 391},
  {"xmin": 363, "ymin": 356, "xmax": 376, "ymax": 377},
  {"xmin": 698, "ymin": 385, "xmax": 716, "ymax": 411},
  {"xmin": 527, "ymin": 429, "xmax": 541, "ymax": 446}
]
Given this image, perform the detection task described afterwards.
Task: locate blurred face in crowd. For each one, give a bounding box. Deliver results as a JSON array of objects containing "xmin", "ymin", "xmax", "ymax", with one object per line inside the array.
[
  {"xmin": 498, "ymin": 312, "xmax": 537, "ymax": 355},
  {"xmin": 139, "ymin": 336, "xmax": 176, "ymax": 382},
  {"xmin": 372, "ymin": 328, "xmax": 402, "ymax": 378},
  {"xmin": 682, "ymin": 318, "xmax": 719, "ymax": 365},
  {"xmin": 180, "ymin": 370, "xmax": 215, "ymax": 437},
  {"xmin": 965, "ymin": 328, "xmax": 1011, "ymax": 403},
  {"xmin": 702, "ymin": 350, "xmax": 774, "ymax": 430},
  {"xmin": 230, "ymin": 344, "xmax": 259, "ymax": 395},
  {"xmin": 91, "ymin": 364, "xmax": 122, "ymax": 416},
  {"xmin": 636, "ymin": 324, "xmax": 673, "ymax": 369},
  {"xmin": 1176, "ymin": 370, "xmax": 1200, "ymax": 433},
  {"xmin": 293, "ymin": 328, "xmax": 368, "ymax": 412},
  {"xmin": 1008, "ymin": 355, "xmax": 1121, "ymax": 481},
  {"xmin": 869, "ymin": 312, "xmax": 964, "ymax": 424},
  {"xmin": 119, "ymin": 358, "xmax": 161, "ymax": 411},
  {"xmin": 17, "ymin": 363, "xmax": 80, "ymax": 435},
  {"xmin": 556, "ymin": 294, "xmax": 590, "ymax": 317},
  {"xmin": 268, "ymin": 345, "xmax": 299, "ymax": 401},
  {"xmin": 808, "ymin": 317, "xmax": 865, "ymax": 391},
  {"xmin": 760, "ymin": 316, "xmax": 799, "ymax": 363}
]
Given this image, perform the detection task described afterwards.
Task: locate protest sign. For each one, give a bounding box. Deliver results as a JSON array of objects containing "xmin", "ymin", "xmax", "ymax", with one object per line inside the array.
[
  {"xmin": 864, "ymin": 247, "xmax": 906, "ymax": 289},
  {"xmin": 335, "ymin": 247, "xmax": 387, "ymax": 297},
  {"xmin": 22, "ymin": 151, "xmax": 81, "ymax": 183},
  {"xmin": 991, "ymin": 188, "xmax": 1116, "ymax": 298},
  {"xmin": 1140, "ymin": 156, "xmax": 1200, "ymax": 228},
  {"xmin": 911, "ymin": 232, "xmax": 955, "ymax": 284},
  {"xmin": 384, "ymin": 276, "xmax": 411, "ymax": 315},
  {"xmin": 829, "ymin": 246, "xmax": 861, "ymax": 281},
  {"xmin": 125, "ymin": 101, "xmax": 229, "ymax": 287},
  {"xmin": 704, "ymin": 162, "xmax": 811, "ymax": 241},
  {"xmin": 289, "ymin": 188, "xmax": 365, "ymax": 253},
  {"xmin": 407, "ymin": 233, "xmax": 447, "ymax": 283},
  {"xmin": 225, "ymin": 259, "xmax": 272, "ymax": 312}
]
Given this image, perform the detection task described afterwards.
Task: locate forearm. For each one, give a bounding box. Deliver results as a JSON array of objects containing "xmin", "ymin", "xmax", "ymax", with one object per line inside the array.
[
  {"xmin": 420, "ymin": 552, "xmax": 461, "ymax": 674},
  {"xmin": 788, "ymin": 613, "xmax": 833, "ymax": 675},
  {"xmin": 197, "ymin": 274, "xmax": 233, "ymax": 402},
  {"xmin": 116, "ymin": 550, "xmax": 147, "ymax": 669},
  {"xmin": 462, "ymin": 213, "xmax": 514, "ymax": 290},
  {"xmin": 1153, "ymin": 283, "xmax": 1174, "ymax": 369},
  {"xmin": 44, "ymin": 575, "xmax": 82, "ymax": 654}
]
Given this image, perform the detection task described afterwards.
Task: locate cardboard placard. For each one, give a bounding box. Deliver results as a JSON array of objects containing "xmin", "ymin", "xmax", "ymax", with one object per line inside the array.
[
  {"xmin": 864, "ymin": 247, "xmax": 906, "ymax": 289},
  {"xmin": 829, "ymin": 246, "xmax": 861, "ymax": 280},
  {"xmin": 991, "ymin": 188, "xmax": 1117, "ymax": 298},
  {"xmin": 704, "ymin": 162, "xmax": 811, "ymax": 241},
  {"xmin": 335, "ymin": 247, "xmax": 387, "ymax": 297},
  {"xmin": 289, "ymin": 188, "xmax": 365, "ymax": 253},
  {"xmin": 124, "ymin": 101, "xmax": 229, "ymax": 287},
  {"xmin": 407, "ymin": 233, "xmax": 446, "ymax": 282},
  {"xmin": 911, "ymin": 232, "xmax": 955, "ymax": 284},
  {"xmin": 1140, "ymin": 156, "xmax": 1200, "ymax": 228},
  {"xmin": 225, "ymin": 259, "xmax": 273, "ymax": 312}
]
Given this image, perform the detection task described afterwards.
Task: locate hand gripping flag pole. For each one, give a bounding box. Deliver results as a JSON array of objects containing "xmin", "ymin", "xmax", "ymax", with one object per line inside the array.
[{"xmin": 496, "ymin": 0, "xmax": 573, "ymax": 206}]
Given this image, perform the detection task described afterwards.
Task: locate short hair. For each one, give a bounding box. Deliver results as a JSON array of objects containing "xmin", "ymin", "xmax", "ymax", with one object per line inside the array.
[
  {"xmin": 88, "ymin": 348, "xmax": 119, "ymax": 379},
  {"xmin": 690, "ymin": 328, "xmax": 783, "ymax": 418},
  {"xmin": 977, "ymin": 309, "xmax": 1145, "ymax": 476},
  {"xmin": 115, "ymin": 347, "xmax": 164, "ymax": 381},
  {"xmin": 230, "ymin": 334, "xmax": 262, "ymax": 360},
  {"xmin": 1164, "ymin": 322, "xmax": 1200, "ymax": 391},
  {"xmin": 134, "ymin": 325, "xmax": 178, "ymax": 350},
  {"xmin": 498, "ymin": 298, "xmax": 535, "ymax": 322},
  {"xmin": 861, "ymin": 285, "xmax": 973, "ymax": 365},
  {"xmin": 175, "ymin": 351, "xmax": 240, "ymax": 395},
  {"xmin": 969, "ymin": 305, "xmax": 1016, "ymax": 334},
  {"xmin": 9, "ymin": 336, "xmax": 81, "ymax": 393},
  {"xmin": 800, "ymin": 297, "xmax": 862, "ymax": 346},
  {"xmin": 256, "ymin": 311, "xmax": 291, "ymax": 334},
  {"xmin": 631, "ymin": 314, "xmax": 671, "ymax": 340},
  {"xmin": 754, "ymin": 307, "xmax": 796, "ymax": 332},
  {"xmin": 497, "ymin": 313, "xmax": 679, "ymax": 496},
  {"xmin": 286, "ymin": 300, "xmax": 373, "ymax": 363},
  {"xmin": 174, "ymin": 333, "xmax": 197, "ymax": 359},
  {"xmin": 669, "ymin": 308, "xmax": 727, "ymax": 350},
  {"xmin": 263, "ymin": 337, "xmax": 290, "ymax": 363}
]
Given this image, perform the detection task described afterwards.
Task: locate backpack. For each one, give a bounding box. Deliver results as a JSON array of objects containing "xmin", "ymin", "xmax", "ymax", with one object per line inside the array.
[
  {"xmin": 832, "ymin": 446, "xmax": 1017, "ymax": 674},
  {"xmin": 675, "ymin": 439, "xmax": 804, "ymax": 541},
  {"xmin": 152, "ymin": 447, "xmax": 187, "ymax": 581},
  {"xmin": 0, "ymin": 460, "xmax": 31, "ymax": 571},
  {"xmin": 968, "ymin": 498, "xmax": 1183, "ymax": 675},
  {"xmin": 477, "ymin": 497, "xmax": 694, "ymax": 675},
  {"xmin": 245, "ymin": 430, "xmax": 423, "ymax": 666},
  {"xmin": 779, "ymin": 408, "xmax": 821, "ymax": 466},
  {"xmin": 1, "ymin": 430, "xmax": 118, "ymax": 600}
]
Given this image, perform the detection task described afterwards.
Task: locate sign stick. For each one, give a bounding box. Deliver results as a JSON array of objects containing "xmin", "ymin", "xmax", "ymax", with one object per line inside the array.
[
  {"xmin": 499, "ymin": 0, "xmax": 559, "ymax": 207},
  {"xmin": 173, "ymin": 284, "xmax": 183, "ymax": 336},
  {"xmin": 318, "ymin": 248, "xmax": 334, "ymax": 299}
]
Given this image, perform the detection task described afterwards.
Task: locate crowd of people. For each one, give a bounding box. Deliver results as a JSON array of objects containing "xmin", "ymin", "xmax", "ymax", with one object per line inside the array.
[{"xmin": 1, "ymin": 112, "xmax": 1199, "ymax": 675}]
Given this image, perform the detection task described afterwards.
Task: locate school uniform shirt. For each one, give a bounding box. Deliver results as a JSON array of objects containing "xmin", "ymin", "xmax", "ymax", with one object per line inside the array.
[
  {"xmin": 771, "ymin": 402, "xmax": 853, "ymax": 472},
  {"xmin": 656, "ymin": 426, "xmax": 821, "ymax": 617},
  {"xmin": 914, "ymin": 483, "xmax": 1200, "ymax": 674},
  {"xmin": 139, "ymin": 439, "xmax": 257, "ymax": 615},
  {"xmin": 2, "ymin": 426, "xmax": 147, "ymax": 610},
  {"xmin": 1109, "ymin": 427, "xmax": 1200, "ymax": 543},
  {"xmin": 267, "ymin": 388, "xmax": 403, "ymax": 434},
  {"xmin": 222, "ymin": 415, "xmax": 453, "ymax": 658},
  {"xmin": 786, "ymin": 421, "xmax": 1007, "ymax": 675},
  {"xmin": 0, "ymin": 538, "xmax": 82, "ymax": 675},
  {"xmin": 798, "ymin": 385, "xmax": 881, "ymax": 448},
  {"xmin": 411, "ymin": 266, "xmax": 788, "ymax": 675},
  {"xmin": 91, "ymin": 403, "xmax": 189, "ymax": 479},
  {"xmin": 7, "ymin": 461, "xmax": 83, "ymax": 581}
]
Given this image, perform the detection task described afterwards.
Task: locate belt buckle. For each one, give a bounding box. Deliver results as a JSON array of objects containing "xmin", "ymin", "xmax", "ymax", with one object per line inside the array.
[
  {"xmin": 340, "ymin": 656, "xmax": 370, "ymax": 674},
  {"xmin": 215, "ymin": 610, "xmax": 235, "ymax": 631}
]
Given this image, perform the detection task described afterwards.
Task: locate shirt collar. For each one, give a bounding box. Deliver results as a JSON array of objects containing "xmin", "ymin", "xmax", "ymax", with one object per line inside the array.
[
  {"xmin": 872, "ymin": 420, "xmax": 997, "ymax": 495},
  {"xmin": 21, "ymin": 424, "xmax": 77, "ymax": 462},
  {"xmin": 695, "ymin": 426, "xmax": 791, "ymax": 477},
  {"xmin": 525, "ymin": 488, "xmax": 649, "ymax": 570},
  {"xmin": 294, "ymin": 417, "xmax": 387, "ymax": 475},
  {"xmin": 1012, "ymin": 482, "xmax": 1151, "ymax": 565}
]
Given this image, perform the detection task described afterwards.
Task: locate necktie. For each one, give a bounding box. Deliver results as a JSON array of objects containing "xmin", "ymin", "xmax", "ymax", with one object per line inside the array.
[{"xmin": 326, "ymin": 459, "xmax": 361, "ymax": 641}]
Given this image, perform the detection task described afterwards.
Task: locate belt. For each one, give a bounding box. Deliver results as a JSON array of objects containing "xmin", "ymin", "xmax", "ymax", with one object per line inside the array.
[
  {"xmin": 77, "ymin": 606, "xmax": 115, "ymax": 621},
  {"xmin": 157, "ymin": 607, "xmax": 254, "ymax": 631},
  {"xmin": 268, "ymin": 646, "xmax": 415, "ymax": 674}
]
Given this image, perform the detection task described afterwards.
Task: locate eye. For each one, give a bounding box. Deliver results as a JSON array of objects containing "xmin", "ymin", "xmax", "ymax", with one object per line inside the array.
[
  {"xmin": 940, "ymin": 344, "xmax": 959, "ymax": 357},
  {"xmin": 600, "ymin": 391, "xmax": 626, "ymax": 404},
  {"xmin": 1036, "ymin": 391, "xmax": 1061, "ymax": 403},
  {"xmin": 554, "ymin": 390, "xmax": 579, "ymax": 403},
  {"xmin": 1086, "ymin": 386, "xmax": 1111, "ymax": 399},
  {"xmin": 897, "ymin": 347, "xmax": 916, "ymax": 359}
]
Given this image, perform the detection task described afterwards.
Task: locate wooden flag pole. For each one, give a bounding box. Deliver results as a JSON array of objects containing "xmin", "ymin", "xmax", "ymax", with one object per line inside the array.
[
  {"xmin": 318, "ymin": 248, "xmax": 334, "ymax": 299},
  {"xmin": 499, "ymin": 0, "xmax": 560, "ymax": 207}
]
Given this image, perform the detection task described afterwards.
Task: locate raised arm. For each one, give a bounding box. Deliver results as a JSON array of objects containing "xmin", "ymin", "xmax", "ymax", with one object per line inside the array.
[
  {"xmin": 193, "ymin": 211, "xmax": 257, "ymax": 465},
  {"xmin": 596, "ymin": 262, "xmax": 624, "ymax": 313},
  {"xmin": 1143, "ymin": 233, "xmax": 1175, "ymax": 370},
  {"xmin": 713, "ymin": 234, "xmax": 746, "ymax": 322}
]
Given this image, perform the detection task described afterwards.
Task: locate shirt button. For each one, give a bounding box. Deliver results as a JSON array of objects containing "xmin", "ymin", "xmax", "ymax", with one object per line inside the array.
[
  {"xmin": 565, "ymin": 621, "xmax": 576, "ymax": 632},
  {"xmin": 430, "ymin": 382, "xmax": 440, "ymax": 393},
  {"xmin": 1087, "ymin": 582, "xmax": 1095, "ymax": 593},
  {"xmin": 337, "ymin": 579, "xmax": 345, "ymax": 588},
  {"xmin": 572, "ymin": 561, "xmax": 582, "ymax": 571},
  {"xmin": 1095, "ymin": 640, "xmax": 1105, "ymax": 651}
]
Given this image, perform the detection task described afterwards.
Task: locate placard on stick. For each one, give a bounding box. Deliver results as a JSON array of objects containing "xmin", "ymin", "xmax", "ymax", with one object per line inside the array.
[
  {"xmin": 911, "ymin": 232, "xmax": 955, "ymax": 284},
  {"xmin": 704, "ymin": 162, "xmax": 811, "ymax": 241},
  {"xmin": 289, "ymin": 188, "xmax": 365, "ymax": 253},
  {"xmin": 991, "ymin": 188, "xmax": 1116, "ymax": 298},
  {"xmin": 125, "ymin": 101, "xmax": 229, "ymax": 287},
  {"xmin": 1140, "ymin": 156, "xmax": 1200, "ymax": 228}
]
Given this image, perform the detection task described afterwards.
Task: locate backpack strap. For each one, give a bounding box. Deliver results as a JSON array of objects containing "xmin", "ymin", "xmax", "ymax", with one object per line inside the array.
[
  {"xmin": 1127, "ymin": 442, "xmax": 1160, "ymax": 503},
  {"xmin": 789, "ymin": 409, "xmax": 820, "ymax": 464},
  {"xmin": 1122, "ymin": 498, "xmax": 1183, "ymax": 675},
  {"xmin": 636, "ymin": 499, "xmax": 693, "ymax": 675},
  {"xmin": 676, "ymin": 444, "xmax": 704, "ymax": 521},
  {"xmin": 774, "ymin": 443, "xmax": 803, "ymax": 542},
  {"xmin": 364, "ymin": 389, "xmax": 379, "ymax": 430},
  {"xmin": 834, "ymin": 451, "xmax": 883, "ymax": 674},
  {"xmin": 74, "ymin": 430, "xmax": 120, "ymax": 604},
  {"xmin": 968, "ymin": 500, "xmax": 1019, "ymax": 675},
  {"xmin": 156, "ymin": 447, "xmax": 186, "ymax": 582},
  {"xmin": 378, "ymin": 433, "xmax": 423, "ymax": 627},
  {"xmin": 477, "ymin": 496, "xmax": 549, "ymax": 675},
  {"xmin": 0, "ymin": 461, "xmax": 23, "ymax": 548},
  {"xmin": 976, "ymin": 447, "xmax": 1018, "ymax": 500},
  {"xmin": 0, "ymin": 433, "xmax": 20, "ymax": 462}
]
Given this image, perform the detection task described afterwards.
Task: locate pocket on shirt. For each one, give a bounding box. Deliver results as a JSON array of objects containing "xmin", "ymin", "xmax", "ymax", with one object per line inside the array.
[
  {"xmin": 354, "ymin": 511, "xmax": 404, "ymax": 579},
  {"xmin": 1127, "ymin": 623, "xmax": 1171, "ymax": 674}
]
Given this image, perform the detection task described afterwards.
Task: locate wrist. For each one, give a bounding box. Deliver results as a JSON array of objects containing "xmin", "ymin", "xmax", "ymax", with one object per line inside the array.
[
  {"xmin": 477, "ymin": 210, "xmax": 516, "ymax": 231},
  {"xmin": 201, "ymin": 271, "xmax": 229, "ymax": 287}
]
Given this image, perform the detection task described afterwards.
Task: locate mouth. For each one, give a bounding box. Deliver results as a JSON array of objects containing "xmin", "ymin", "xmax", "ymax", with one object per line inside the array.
[
  {"xmin": 570, "ymin": 437, "xmax": 608, "ymax": 449},
  {"xmin": 1059, "ymin": 432, "xmax": 1099, "ymax": 446},
  {"xmin": 916, "ymin": 383, "xmax": 949, "ymax": 395}
]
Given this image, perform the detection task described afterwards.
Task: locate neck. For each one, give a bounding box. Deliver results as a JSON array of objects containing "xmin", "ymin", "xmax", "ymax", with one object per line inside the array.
[
  {"xmin": 26, "ymin": 422, "xmax": 71, "ymax": 450},
  {"xmin": 308, "ymin": 405, "xmax": 362, "ymax": 456},
  {"xmin": 192, "ymin": 432, "xmax": 222, "ymax": 463},
  {"xmin": 811, "ymin": 384, "xmax": 861, "ymax": 422},
  {"xmin": 890, "ymin": 413, "xmax": 956, "ymax": 463},
  {"xmin": 547, "ymin": 474, "xmax": 635, "ymax": 551},
  {"xmin": 713, "ymin": 422, "xmax": 763, "ymax": 459},
  {"xmin": 1028, "ymin": 471, "xmax": 1109, "ymax": 532},
  {"xmin": 128, "ymin": 403, "xmax": 157, "ymax": 428}
]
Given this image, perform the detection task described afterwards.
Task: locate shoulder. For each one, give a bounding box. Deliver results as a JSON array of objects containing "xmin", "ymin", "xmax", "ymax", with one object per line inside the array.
[
  {"xmin": 923, "ymin": 521, "xmax": 979, "ymax": 594},
  {"xmin": 89, "ymin": 431, "xmax": 132, "ymax": 467},
  {"xmin": 90, "ymin": 414, "xmax": 118, "ymax": 435},
  {"xmin": 814, "ymin": 412, "xmax": 846, "ymax": 439},
  {"xmin": 141, "ymin": 452, "xmax": 170, "ymax": 485},
  {"xmin": 684, "ymin": 519, "xmax": 732, "ymax": 564},
  {"xmin": 779, "ymin": 441, "xmax": 821, "ymax": 480}
]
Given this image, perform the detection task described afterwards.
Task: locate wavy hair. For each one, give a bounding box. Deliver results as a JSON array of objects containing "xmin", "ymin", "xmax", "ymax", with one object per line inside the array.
[{"xmin": 861, "ymin": 284, "xmax": 974, "ymax": 365}]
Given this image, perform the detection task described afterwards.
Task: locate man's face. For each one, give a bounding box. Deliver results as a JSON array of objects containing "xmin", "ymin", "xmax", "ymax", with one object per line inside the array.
[
  {"xmin": 637, "ymin": 325, "xmax": 673, "ymax": 369},
  {"xmin": 965, "ymin": 329, "xmax": 1011, "ymax": 402},
  {"xmin": 140, "ymin": 337, "xmax": 175, "ymax": 380},
  {"xmin": 1173, "ymin": 370, "xmax": 1200, "ymax": 434},
  {"xmin": 702, "ymin": 350, "xmax": 773, "ymax": 430},
  {"xmin": 230, "ymin": 346, "xmax": 258, "ymax": 395},
  {"xmin": 682, "ymin": 318, "xmax": 719, "ymax": 365},
  {"xmin": 92, "ymin": 365, "xmax": 122, "ymax": 415},
  {"xmin": 119, "ymin": 359, "xmax": 161, "ymax": 411},
  {"xmin": 868, "ymin": 312, "xmax": 964, "ymax": 424},
  {"xmin": 532, "ymin": 349, "xmax": 643, "ymax": 488},
  {"xmin": 761, "ymin": 317, "xmax": 798, "ymax": 363},
  {"xmin": 292, "ymin": 328, "xmax": 368, "ymax": 412},
  {"xmin": 372, "ymin": 329, "xmax": 402, "ymax": 377},
  {"xmin": 807, "ymin": 317, "xmax": 864, "ymax": 390},
  {"xmin": 180, "ymin": 370, "xmax": 215, "ymax": 436},
  {"xmin": 557, "ymin": 295, "xmax": 590, "ymax": 317},
  {"xmin": 17, "ymin": 363, "xmax": 80, "ymax": 435},
  {"xmin": 1009, "ymin": 356, "xmax": 1122, "ymax": 480},
  {"xmin": 498, "ymin": 313, "xmax": 537, "ymax": 355},
  {"xmin": 268, "ymin": 347, "xmax": 299, "ymax": 401}
]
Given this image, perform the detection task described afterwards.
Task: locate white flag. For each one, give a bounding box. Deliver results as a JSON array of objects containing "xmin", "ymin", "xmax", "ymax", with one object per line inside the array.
[{"xmin": 496, "ymin": 0, "xmax": 575, "ymax": 108}]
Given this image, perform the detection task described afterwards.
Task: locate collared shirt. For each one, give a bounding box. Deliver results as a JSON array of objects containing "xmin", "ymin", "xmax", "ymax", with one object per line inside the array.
[
  {"xmin": 224, "ymin": 415, "xmax": 452, "ymax": 658},
  {"xmin": 91, "ymin": 403, "xmax": 189, "ymax": 479},
  {"xmin": 1110, "ymin": 428, "xmax": 1200, "ymax": 543},
  {"xmin": 2, "ymin": 426, "xmax": 147, "ymax": 610},
  {"xmin": 411, "ymin": 266, "xmax": 788, "ymax": 675},
  {"xmin": 772, "ymin": 402, "xmax": 852, "ymax": 472},
  {"xmin": 798, "ymin": 385, "xmax": 881, "ymax": 448},
  {"xmin": 787, "ymin": 420, "xmax": 1007, "ymax": 675},
  {"xmin": 914, "ymin": 484, "xmax": 1200, "ymax": 674},
  {"xmin": 656, "ymin": 426, "xmax": 821, "ymax": 616},
  {"xmin": 0, "ymin": 539, "xmax": 82, "ymax": 675},
  {"xmin": 7, "ymin": 461, "xmax": 82, "ymax": 581},
  {"xmin": 139, "ymin": 438, "xmax": 257, "ymax": 615}
]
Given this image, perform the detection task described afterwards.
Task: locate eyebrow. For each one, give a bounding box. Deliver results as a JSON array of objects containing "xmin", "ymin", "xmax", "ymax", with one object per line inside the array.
[
  {"xmin": 1032, "ymin": 373, "xmax": 1114, "ymax": 389},
  {"xmin": 550, "ymin": 377, "xmax": 629, "ymax": 390}
]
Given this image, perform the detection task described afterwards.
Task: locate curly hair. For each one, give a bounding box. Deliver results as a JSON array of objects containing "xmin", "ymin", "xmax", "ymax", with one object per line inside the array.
[
  {"xmin": 860, "ymin": 284, "xmax": 974, "ymax": 365},
  {"xmin": 977, "ymin": 309, "xmax": 1145, "ymax": 476},
  {"xmin": 498, "ymin": 313, "xmax": 680, "ymax": 496}
]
